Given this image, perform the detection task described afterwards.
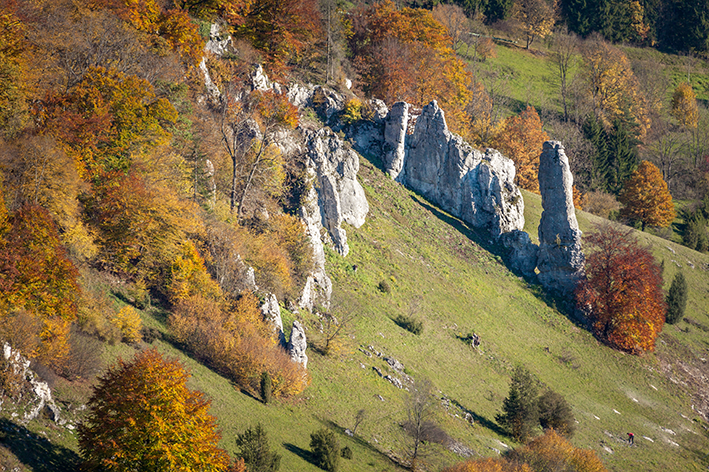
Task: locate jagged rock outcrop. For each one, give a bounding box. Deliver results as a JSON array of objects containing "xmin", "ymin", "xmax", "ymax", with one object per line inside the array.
[
  {"xmin": 2, "ymin": 344, "xmax": 61, "ymax": 424},
  {"xmin": 298, "ymin": 177, "xmax": 333, "ymax": 311},
  {"xmin": 304, "ymin": 128, "xmax": 369, "ymax": 256},
  {"xmin": 287, "ymin": 321, "xmax": 308, "ymax": 368},
  {"xmin": 383, "ymin": 101, "xmax": 409, "ymax": 181},
  {"xmin": 260, "ymin": 293, "xmax": 286, "ymax": 345},
  {"xmin": 394, "ymin": 101, "xmax": 525, "ymax": 237},
  {"xmin": 536, "ymin": 141, "xmax": 584, "ymax": 294}
]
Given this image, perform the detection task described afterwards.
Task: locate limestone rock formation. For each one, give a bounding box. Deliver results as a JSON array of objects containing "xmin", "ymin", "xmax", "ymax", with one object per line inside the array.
[
  {"xmin": 3, "ymin": 343, "xmax": 61, "ymax": 423},
  {"xmin": 287, "ymin": 321, "xmax": 308, "ymax": 368},
  {"xmin": 298, "ymin": 176, "xmax": 333, "ymax": 311},
  {"xmin": 260, "ymin": 293, "xmax": 286, "ymax": 345},
  {"xmin": 536, "ymin": 141, "xmax": 584, "ymax": 294},
  {"xmin": 398, "ymin": 101, "xmax": 525, "ymax": 237},
  {"xmin": 501, "ymin": 229, "xmax": 539, "ymax": 277},
  {"xmin": 305, "ymin": 128, "xmax": 369, "ymax": 256},
  {"xmin": 383, "ymin": 101, "xmax": 409, "ymax": 181}
]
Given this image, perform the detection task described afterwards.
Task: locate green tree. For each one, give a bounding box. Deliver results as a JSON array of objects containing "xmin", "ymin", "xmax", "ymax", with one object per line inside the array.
[
  {"xmin": 537, "ymin": 389, "xmax": 576, "ymax": 437},
  {"xmin": 310, "ymin": 428, "xmax": 340, "ymax": 472},
  {"xmin": 78, "ymin": 348, "xmax": 230, "ymax": 471},
  {"xmin": 235, "ymin": 423, "xmax": 281, "ymax": 472},
  {"xmin": 260, "ymin": 371, "xmax": 273, "ymax": 404},
  {"xmin": 496, "ymin": 365, "xmax": 539, "ymax": 442},
  {"xmin": 666, "ymin": 272, "xmax": 689, "ymax": 324}
]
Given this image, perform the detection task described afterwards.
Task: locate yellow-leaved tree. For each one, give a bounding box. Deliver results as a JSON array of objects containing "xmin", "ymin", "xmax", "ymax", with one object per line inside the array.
[
  {"xmin": 78, "ymin": 348, "xmax": 232, "ymax": 471},
  {"xmin": 512, "ymin": 0, "xmax": 557, "ymax": 49},
  {"xmin": 619, "ymin": 161, "xmax": 676, "ymax": 230},
  {"xmin": 670, "ymin": 82, "xmax": 699, "ymax": 130},
  {"xmin": 581, "ymin": 39, "xmax": 650, "ymax": 137},
  {"xmin": 492, "ymin": 106, "xmax": 549, "ymax": 193}
]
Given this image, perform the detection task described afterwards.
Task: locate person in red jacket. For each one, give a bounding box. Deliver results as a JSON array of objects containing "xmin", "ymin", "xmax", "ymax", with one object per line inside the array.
[{"xmin": 628, "ymin": 432, "xmax": 634, "ymax": 445}]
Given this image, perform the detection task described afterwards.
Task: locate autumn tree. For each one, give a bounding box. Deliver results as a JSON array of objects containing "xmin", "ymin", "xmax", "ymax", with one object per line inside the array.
[
  {"xmin": 0, "ymin": 204, "xmax": 80, "ymax": 364},
  {"xmin": 665, "ymin": 271, "xmax": 688, "ymax": 325},
  {"xmin": 492, "ymin": 106, "xmax": 549, "ymax": 193},
  {"xmin": 0, "ymin": 6, "xmax": 29, "ymax": 137},
  {"xmin": 496, "ymin": 365, "xmax": 539, "ymax": 442},
  {"xmin": 511, "ymin": 0, "xmax": 557, "ymax": 49},
  {"xmin": 619, "ymin": 161, "xmax": 676, "ymax": 230},
  {"xmin": 432, "ymin": 3, "xmax": 470, "ymax": 52},
  {"xmin": 224, "ymin": 0, "xmax": 324, "ymax": 75},
  {"xmin": 580, "ymin": 39, "xmax": 649, "ymax": 138},
  {"xmin": 671, "ymin": 82, "xmax": 699, "ymax": 130},
  {"xmin": 78, "ymin": 348, "xmax": 231, "ymax": 471},
  {"xmin": 548, "ymin": 31, "xmax": 579, "ymax": 122},
  {"xmin": 403, "ymin": 379, "xmax": 447, "ymax": 470},
  {"xmin": 575, "ymin": 223, "xmax": 666, "ymax": 354},
  {"xmin": 348, "ymin": 1, "xmax": 475, "ymax": 137},
  {"xmin": 220, "ymin": 89, "xmax": 296, "ymax": 222}
]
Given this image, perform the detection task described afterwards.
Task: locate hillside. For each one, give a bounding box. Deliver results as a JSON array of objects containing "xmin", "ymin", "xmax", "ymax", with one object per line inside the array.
[
  {"xmin": 4, "ymin": 151, "xmax": 709, "ymax": 472},
  {"xmin": 3, "ymin": 1, "xmax": 709, "ymax": 471}
]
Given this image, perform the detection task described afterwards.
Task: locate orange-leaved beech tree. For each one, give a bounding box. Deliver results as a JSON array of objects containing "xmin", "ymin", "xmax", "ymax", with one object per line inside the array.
[
  {"xmin": 79, "ymin": 348, "xmax": 232, "ymax": 471},
  {"xmin": 347, "ymin": 0, "xmax": 474, "ymax": 138},
  {"xmin": 575, "ymin": 223, "xmax": 665, "ymax": 354},
  {"xmin": 0, "ymin": 204, "xmax": 79, "ymax": 364},
  {"xmin": 492, "ymin": 105, "xmax": 549, "ymax": 193},
  {"xmin": 619, "ymin": 161, "xmax": 676, "ymax": 230}
]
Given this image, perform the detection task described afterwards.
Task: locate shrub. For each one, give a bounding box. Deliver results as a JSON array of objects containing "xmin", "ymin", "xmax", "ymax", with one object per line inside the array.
[
  {"xmin": 393, "ymin": 314, "xmax": 423, "ymax": 335},
  {"xmin": 537, "ymin": 389, "xmax": 575, "ymax": 437},
  {"xmin": 341, "ymin": 98, "xmax": 363, "ymax": 124},
  {"xmin": 666, "ymin": 272, "xmax": 688, "ymax": 324},
  {"xmin": 341, "ymin": 446, "xmax": 352, "ymax": 460},
  {"xmin": 111, "ymin": 306, "xmax": 143, "ymax": 344},
  {"xmin": 310, "ymin": 428, "xmax": 340, "ymax": 472},
  {"xmin": 581, "ymin": 191, "xmax": 621, "ymax": 219},
  {"xmin": 377, "ymin": 280, "xmax": 391, "ymax": 293}
]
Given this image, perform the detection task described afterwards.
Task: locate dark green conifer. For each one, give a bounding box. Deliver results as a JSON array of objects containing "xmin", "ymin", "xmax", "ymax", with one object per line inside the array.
[
  {"xmin": 666, "ymin": 272, "xmax": 688, "ymax": 325},
  {"xmin": 496, "ymin": 366, "xmax": 539, "ymax": 442}
]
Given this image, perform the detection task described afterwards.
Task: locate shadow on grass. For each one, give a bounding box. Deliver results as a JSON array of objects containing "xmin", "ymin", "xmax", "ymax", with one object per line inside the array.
[
  {"xmin": 319, "ymin": 418, "xmax": 401, "ymax": 468},
  {"xmin": 0, "ymin": 418, "xmax": 82, "ymax": 472},
  {"xmin": 449, "ymin": 399, "xmax": 508, "ymax": 437},
  {"xmin": 411, "ymin": 194, "xmax": 590, "ymax": 330},
  {"xmin": 283, "ymin": 442, "xmax": 317, "ymax": 467}
]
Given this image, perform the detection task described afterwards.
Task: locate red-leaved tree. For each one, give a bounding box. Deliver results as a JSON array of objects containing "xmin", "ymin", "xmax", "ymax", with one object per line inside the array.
[{"xmin": 575, "ymin": 223, "xmax": 665, "ymax": 354}]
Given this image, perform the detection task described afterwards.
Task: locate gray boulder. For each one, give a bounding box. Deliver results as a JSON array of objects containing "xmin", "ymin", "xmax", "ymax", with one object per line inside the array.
[
  {"xmin": 501, "ymin": 230, "xmax": 539, "ymax": 277},
  {"xmin": 305, "ymin": 128, "xmax": 370, "ymax": 256},
  {"xmin": 536, "ymin": 141, "xmax": 585, "ymax": 295},
  {"xmin": 287, "ymin": 321, "xmax": 308, "ymax": 368}
]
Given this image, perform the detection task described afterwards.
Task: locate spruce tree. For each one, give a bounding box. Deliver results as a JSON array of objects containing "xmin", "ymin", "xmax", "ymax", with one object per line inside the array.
[
  {"xmin": 666, "ymin": 272, "xmax": 688, "ymax": 325},
  {"xmin": 236, "ymin": 423, "xmax": 281, "ymax": 472},
  {"xmin": 496, "ymin": 366, "xmax": 539, "ymax": 442}
]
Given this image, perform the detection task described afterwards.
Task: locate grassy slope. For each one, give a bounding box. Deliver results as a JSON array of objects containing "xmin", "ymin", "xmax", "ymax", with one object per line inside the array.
[{"xmin": 5, "ymin": 151, "xmax": 709, "ymax": 472}]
